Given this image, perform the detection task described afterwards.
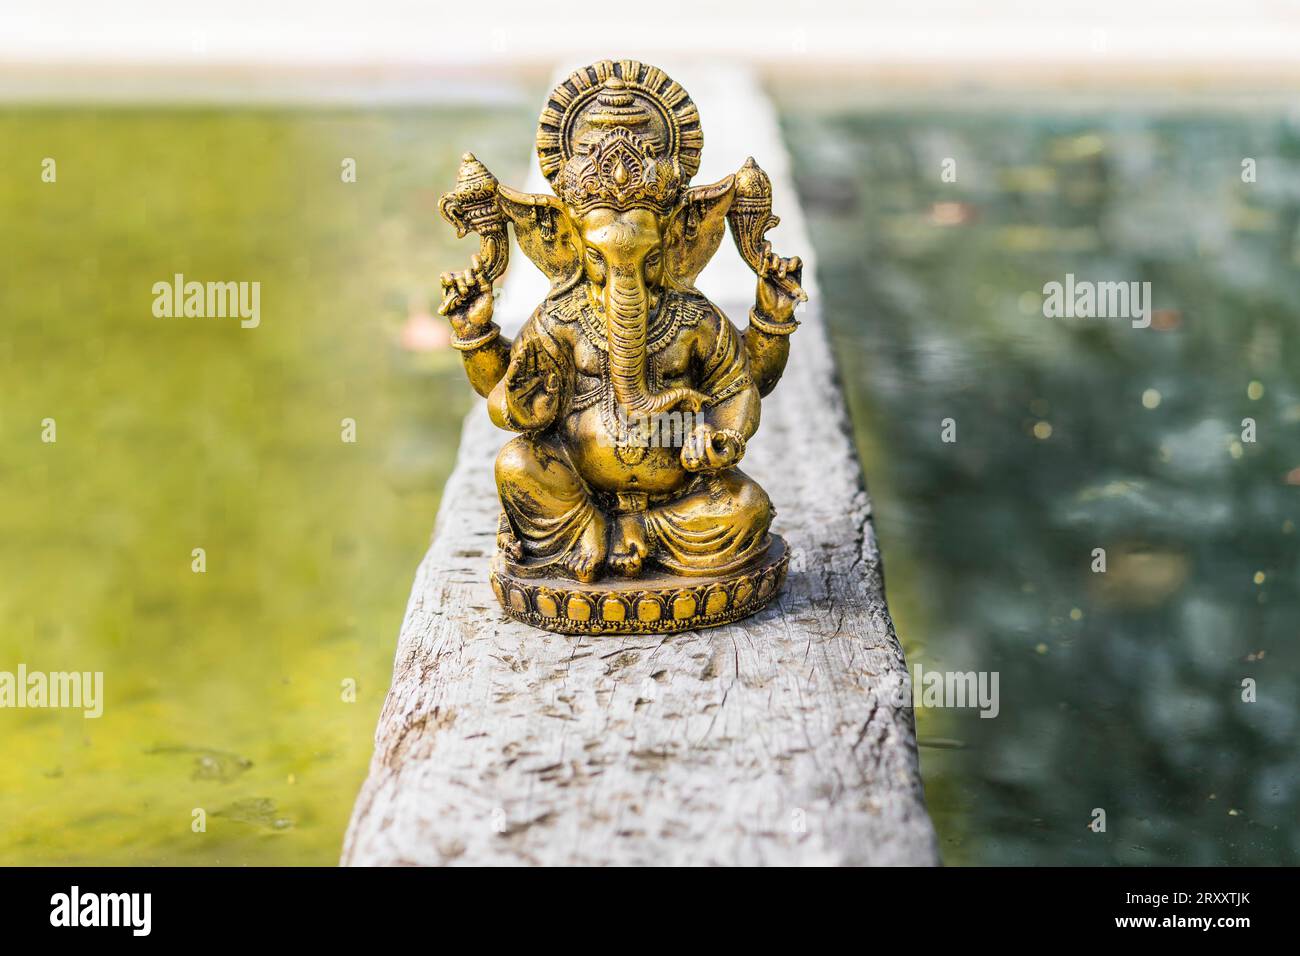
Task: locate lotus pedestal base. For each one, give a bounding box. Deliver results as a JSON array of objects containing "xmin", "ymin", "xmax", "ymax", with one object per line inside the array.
[{"xmin": 490, "ymin": 536, "xmax": 789, "ymax": 636}]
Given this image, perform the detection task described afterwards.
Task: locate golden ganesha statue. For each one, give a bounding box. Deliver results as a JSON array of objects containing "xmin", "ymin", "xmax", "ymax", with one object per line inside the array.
[{"xmin": 437, "ymin": 59, "xmax": 806, "ymax": 634}]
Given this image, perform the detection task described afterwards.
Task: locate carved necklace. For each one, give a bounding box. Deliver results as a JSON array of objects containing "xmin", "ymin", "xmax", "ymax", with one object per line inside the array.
[{"xmin": 554, "ymin": 289, "xmax": 707, "ymax": 356}]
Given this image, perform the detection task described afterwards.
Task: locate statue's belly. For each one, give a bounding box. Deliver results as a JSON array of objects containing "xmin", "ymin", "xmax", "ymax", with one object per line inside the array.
[{"xmin": 563, "ymin": 405, "xmax": 688, "ymax": 497}]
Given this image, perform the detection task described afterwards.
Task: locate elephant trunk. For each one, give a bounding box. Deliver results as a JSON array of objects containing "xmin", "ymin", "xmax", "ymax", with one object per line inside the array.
[{"xmin": 605, "ymin": 268, "xmax": 703, "ymax": 416}]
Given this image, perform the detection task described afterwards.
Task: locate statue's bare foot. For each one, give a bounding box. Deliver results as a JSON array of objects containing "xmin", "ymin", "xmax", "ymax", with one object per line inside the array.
[
  {"xmin": 560, "ymin": 511, "xmax": 607, "ymax": 584},
  {"xmin": 497, "ymin": 521, "xmax": 523, "ymax": 561},
  {"xmin": 609, "ymin": 514, "xmax": 648, "ymax": 577}
]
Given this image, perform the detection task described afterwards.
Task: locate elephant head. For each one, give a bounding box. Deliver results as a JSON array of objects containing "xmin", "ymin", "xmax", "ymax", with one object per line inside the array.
[{"xmin": 499, "ymin": 172, "xmax": 736, "ymax": 418}]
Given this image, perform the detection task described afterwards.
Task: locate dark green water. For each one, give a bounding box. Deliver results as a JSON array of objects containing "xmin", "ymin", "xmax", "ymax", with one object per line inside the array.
[{"xmin": 782, "ymin": 100, "xmax": 1300, "ymax": 864}]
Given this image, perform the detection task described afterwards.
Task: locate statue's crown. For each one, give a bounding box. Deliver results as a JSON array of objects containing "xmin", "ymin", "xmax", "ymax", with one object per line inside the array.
[
  {"xmin": 555, "ymin": 125, "xmax": 681, "ymax": 216},
  {"xmin": 537, "ymin": 62, "xmax": 702, "ymax": 215}
]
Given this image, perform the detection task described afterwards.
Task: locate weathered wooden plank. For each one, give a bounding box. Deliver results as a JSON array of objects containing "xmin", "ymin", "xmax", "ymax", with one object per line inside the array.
[{"xmin": 342, "ymin": 64, "xmax": 939, "ymax": 866}]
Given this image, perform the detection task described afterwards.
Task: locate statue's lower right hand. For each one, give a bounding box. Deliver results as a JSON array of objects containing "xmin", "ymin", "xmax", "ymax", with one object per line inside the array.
[
  {"xmin": 439, "ymin": 254, "xmax": 495, "ymax": 338},
  {"xmin": 502, "ymin": 337, "xmax": 562, "ymax": 431}
]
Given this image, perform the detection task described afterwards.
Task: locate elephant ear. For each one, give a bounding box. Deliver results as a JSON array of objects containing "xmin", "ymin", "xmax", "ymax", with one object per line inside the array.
[
  {"xmin": 662, "ymin": 175, "xmax": 736, "ymax": 291},
  {"xmin": 497, "ymin": 185, "xmax": 583, "ymax": 297}
]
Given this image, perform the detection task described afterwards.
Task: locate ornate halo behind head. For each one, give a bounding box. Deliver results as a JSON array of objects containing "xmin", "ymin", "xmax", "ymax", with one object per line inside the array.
[{"xmin": 536, "ymin": 59, "xmax": 702, "ymax": 187}]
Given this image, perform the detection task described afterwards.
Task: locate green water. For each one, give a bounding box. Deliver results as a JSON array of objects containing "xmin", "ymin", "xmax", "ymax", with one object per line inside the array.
[
  {"xmin": 783, "ymin": 99, "xmax": 1300, "ymax": 864},
  {"xmin": 0, "ymin": 106, "xmax": 530, "ymax": 864}
]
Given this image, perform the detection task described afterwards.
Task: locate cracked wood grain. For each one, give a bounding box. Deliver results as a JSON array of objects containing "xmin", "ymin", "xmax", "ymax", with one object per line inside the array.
[{"xmin": 341, "ymin": 64, "xmax": 939, "ymax": 866}]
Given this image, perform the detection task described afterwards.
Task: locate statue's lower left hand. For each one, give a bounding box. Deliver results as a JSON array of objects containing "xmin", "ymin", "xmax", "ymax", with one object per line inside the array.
[{"xmin": 681, "ymin": 423, "xmax": 745, "ymax": 473}]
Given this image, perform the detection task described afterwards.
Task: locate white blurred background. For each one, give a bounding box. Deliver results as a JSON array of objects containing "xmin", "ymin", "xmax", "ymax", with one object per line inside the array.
[{"xmin": 4, "ymin": 0, "xmax": 1298, "ymax": 101}]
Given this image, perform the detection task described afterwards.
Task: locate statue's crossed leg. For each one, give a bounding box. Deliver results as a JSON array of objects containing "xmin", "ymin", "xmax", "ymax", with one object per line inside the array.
[{"xmin": 495, "ymin": 435, "xmax": 773, "ymax": 583}]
